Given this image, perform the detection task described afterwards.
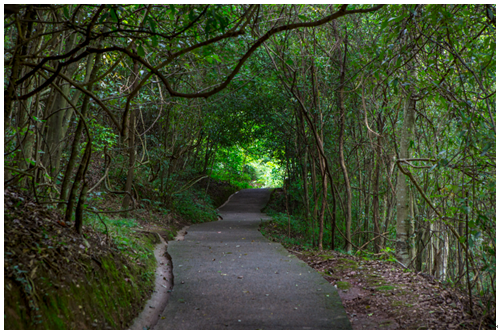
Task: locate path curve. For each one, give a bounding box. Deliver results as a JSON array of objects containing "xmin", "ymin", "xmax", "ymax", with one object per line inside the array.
[{"xmin": 154, "ymin": 188, "xmax": 351, "ymax": 329}]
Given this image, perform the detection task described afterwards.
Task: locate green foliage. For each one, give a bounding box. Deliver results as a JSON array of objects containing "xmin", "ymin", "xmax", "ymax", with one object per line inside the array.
[
  {"xmin": 89, "ymin": 119, "xmax": 118, "ymax": 153},
  {"xmin": 171, "ymin": 188, "xmax": 218, "ymax": 223},
  {"xmin": 86, "ymin": 216, "xmax": 155, "ymax": 263}
]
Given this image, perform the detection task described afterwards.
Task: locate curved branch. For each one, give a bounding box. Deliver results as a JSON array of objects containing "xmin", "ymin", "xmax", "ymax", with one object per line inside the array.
[
  {"xmin": 85, "ymin": 5, "xmax": 385, "ymax": 100},
  {"xmin": 158, "ymin": 4, "xmax": 385, "ymax": 99},
  {"xmin": 22, "ymin": 62, "xmax": 121, "ymax": 131}
]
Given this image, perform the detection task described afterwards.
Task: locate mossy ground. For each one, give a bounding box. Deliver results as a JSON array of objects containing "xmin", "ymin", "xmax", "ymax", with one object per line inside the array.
[
  {"xmin": 336, "ymin": 281, "xmax": 351, "ymax": 290},
  {"xmin": 4, "ymin": 189, "xmax": 159, "ymax": 329}
]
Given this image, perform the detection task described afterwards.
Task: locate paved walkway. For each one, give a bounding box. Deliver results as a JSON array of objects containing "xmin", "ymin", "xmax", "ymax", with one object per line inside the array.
[{"xmin": 154, "ymin": 188, "xmax": 351, "ymax": 329}]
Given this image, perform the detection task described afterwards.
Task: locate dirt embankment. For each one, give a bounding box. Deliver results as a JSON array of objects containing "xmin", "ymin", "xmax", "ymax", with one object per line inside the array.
[{"xmin": 4, "ymin": 189, "xmax": 159, "ymax": 329}]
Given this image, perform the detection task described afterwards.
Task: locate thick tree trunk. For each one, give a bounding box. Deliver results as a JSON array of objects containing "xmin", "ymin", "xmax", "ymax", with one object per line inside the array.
[
  {"xmin": 65, "ymin": 141, "xmax": 92, "ymax": 223},
  {"xmin": 42, "ymin": 32, "xmax": 79, "ymax": 179}
]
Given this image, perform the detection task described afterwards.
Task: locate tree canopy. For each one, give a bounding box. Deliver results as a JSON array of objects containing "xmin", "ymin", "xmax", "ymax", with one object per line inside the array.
[{"xmin": 4, "ymin": 3, "xmax": 496, "ymax": 318}]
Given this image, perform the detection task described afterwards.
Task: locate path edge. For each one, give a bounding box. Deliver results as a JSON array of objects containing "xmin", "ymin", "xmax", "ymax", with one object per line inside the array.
[
  {"xmin": 128, "ymin": 234, "xmax": 173, "ymax": 330},
  {"xmin": 216, "ymin": 190, "xmax": 239, "ymax": 211}
]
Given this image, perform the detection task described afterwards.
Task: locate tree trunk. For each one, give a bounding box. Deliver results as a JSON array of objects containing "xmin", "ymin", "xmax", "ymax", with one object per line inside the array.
[
  {"xmin": 372, "ymin": 137, "xmax": 381, "ymax": 253},
  {"xmin": 338, "ymin": 35, "xmax": 352, "ymax": 252},
  {"xmin": 310, "ymin": 153, "xmax": 318, "ymax": 247},
  {"xmin": 395, "ymin": 92, "xmax": 416, "ymax": 266},
  {"xmin": 122, "ymin": 57, "xmax": 140, "ymax": 211},
  {"xmin": 59, "ymin": 53, "xmax": 100, "ymax": 207},
  {"xmin": 318, "ymin": 168, "xmax": 328, "ymax": 251}
]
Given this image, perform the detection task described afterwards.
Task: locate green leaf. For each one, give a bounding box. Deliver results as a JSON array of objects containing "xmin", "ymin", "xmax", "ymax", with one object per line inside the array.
[
  {"xmin": 98, "ymin": 12, "xmax": 109, "ymax": 24},
  {"xmin": 395, "ymin": 56, "xmax": 402, "ymax": 67},
  {"xmin": 152, "ymin": 35, "xmax": 158, "ymax": 48},
  {"xmin": 137, "ymin": 45, "xmax": 145, "ymax": 57},
  {"xmin": 110, "ymin": 8, "xmax": 118, "ymax": 22},
  {"xmin": 381, "ymin": 19, "xmax": 389, "ymax": 29},
  {"xmin": 63, "ymin": 6, "xmax": 69, "ymax": 19},
  {"xmin": 148, "ymin": 17, "xmax": 156, "ymax": 33}
]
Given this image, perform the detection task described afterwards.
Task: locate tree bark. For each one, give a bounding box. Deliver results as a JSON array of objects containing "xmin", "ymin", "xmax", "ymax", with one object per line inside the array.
[
  {"xmin": 337, "ymin": 33, "xmax": 353, "ymax": 252},
  {"xmin": 122, "ymin": 57, "xmax": 140, "ymax": 211},
  {"xmin": 59, "ymin": 53, "xmax": 100, "ymax": 207},
  {"xmin": 372, "ymin": 136, "xmax": 381, "ymax": 253},
  {"xmin": 395, "ymin": 92, "xmax": 416, "ymax": 266}
]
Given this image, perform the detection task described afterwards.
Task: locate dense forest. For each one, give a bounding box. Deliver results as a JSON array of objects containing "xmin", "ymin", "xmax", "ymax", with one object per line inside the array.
[{"xmin": 4, "ymin": 4, "xmax": 496, "ymax": 328}]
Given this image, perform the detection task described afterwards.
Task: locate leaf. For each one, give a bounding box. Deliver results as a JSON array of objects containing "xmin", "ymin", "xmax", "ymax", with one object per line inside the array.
[
  {"xmin": 63, "ymin": 6, "xmax": 69, "ymax": 19},
  {"xmin": 152, "ymin": 35, "xmax": 158, "ymax": 48},
  {"xmin": 98, "ymin": 12, "xmax": 109, "ymax": 24},
  {"xmin": 395, "ymin": 56, "xmax": 402, "ymax": 67},
  {"xmin": 110, "ymin": 8, "xmax": 118, "ymax": 22},
  {"xmin": 381, "ymin": 19, "xmax": 390, "ymax": 30},
  {"xmin": 148, "ymin": 17, "xmax": 157, "ymax": 33},
  {"xmin": 137, "ymin": 45, "xmax": 145, "ymax": 57}
]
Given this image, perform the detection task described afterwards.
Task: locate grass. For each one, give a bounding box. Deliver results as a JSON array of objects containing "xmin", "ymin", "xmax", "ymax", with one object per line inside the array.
[{"xmin": 378, "ymin": 285, "xmax": 396, "ymax": 291}]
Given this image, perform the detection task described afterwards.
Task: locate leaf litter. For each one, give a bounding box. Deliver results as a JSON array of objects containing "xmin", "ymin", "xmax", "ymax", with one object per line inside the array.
[{"xmin": 261, "ymin": 220, "xmax": 495, "ymax": 330}]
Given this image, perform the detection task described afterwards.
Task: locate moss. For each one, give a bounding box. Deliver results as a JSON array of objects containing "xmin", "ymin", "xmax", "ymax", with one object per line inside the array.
[
  {"xmin": 364, "ymin": 273, "xmax": 385, "ymax": 286},
  {"xmin": 318, "ymin": 254, "xmax": 335, "ymax": 260},
  {"xmin": 336, "ymin": 281, "xmax": 351, "ymax": 290},
  {"xmin": 6, "ymin": 246, "xmax": 156, "ymax": 330},
  {"xmin": 377, "ymin": 285, "xmax": 395, "ymax": 291},
  {"xmin": 335, "ymin": 258, "xmax": 358, "ymax": 271}
]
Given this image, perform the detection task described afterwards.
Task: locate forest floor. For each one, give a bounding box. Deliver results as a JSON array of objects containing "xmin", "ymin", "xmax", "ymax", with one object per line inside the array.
[{"xmin": 261, "ymin": 222, "xmax": 495, "ymax": 329}]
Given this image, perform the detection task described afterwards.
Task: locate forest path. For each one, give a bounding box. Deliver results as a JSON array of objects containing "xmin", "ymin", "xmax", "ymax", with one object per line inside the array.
[{"xmin": 153, "ymin": 188, "xmax": 351, "ymax": 329}]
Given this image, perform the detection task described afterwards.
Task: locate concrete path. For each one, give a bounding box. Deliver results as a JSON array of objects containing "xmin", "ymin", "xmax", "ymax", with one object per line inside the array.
[{"xmin": 154, "ymin": 188, "xmax": 351, "ymax": 329}]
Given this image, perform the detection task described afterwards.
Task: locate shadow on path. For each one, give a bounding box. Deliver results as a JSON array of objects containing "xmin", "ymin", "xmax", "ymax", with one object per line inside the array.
[{"xmin": 154, "ymin": 188, "xmax": 351, "ymax": 329}]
